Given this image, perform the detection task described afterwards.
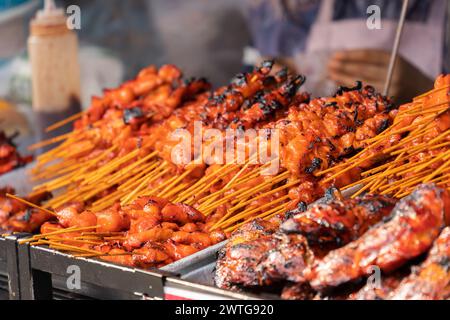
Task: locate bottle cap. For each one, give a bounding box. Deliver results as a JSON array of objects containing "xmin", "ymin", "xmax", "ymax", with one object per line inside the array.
[{"xmin": 30, "ymin": 0, "xmax": 68, "ymax": 35}]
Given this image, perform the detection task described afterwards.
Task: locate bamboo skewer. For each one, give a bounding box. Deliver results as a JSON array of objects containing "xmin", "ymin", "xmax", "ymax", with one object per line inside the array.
[
  {"xmin": 45, "ymin": 111, "xmax": 84, "ymax": 132},
  {"xmin": 5, "ymin": 193, "xmax": 57, "ymax": 216}
]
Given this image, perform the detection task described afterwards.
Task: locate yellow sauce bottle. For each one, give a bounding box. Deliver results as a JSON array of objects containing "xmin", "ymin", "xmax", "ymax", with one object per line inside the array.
[{"xmin": 28, "ymin": 0, "xmax": 80, "ymax": 112}]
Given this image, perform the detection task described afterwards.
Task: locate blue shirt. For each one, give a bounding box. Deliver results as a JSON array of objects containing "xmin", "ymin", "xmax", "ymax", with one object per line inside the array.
[{"xmin": 247, "ymin": 0, "xmax": 448, "ymax": 73}]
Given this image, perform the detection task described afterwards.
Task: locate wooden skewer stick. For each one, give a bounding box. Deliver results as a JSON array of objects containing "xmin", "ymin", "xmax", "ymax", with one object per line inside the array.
[
  {"xmin": 216, "ymin": 194, "xmax": 290, "ymax": 230},
  {"xmin": 27, "ymin": 132, "xmax": 74, "ymax": 151},
  {"xmin": 5, "ymin": 193, "xmax": 57, "ymax": 216},
  {"xmin": 45, "ymin": 237, "xmax": 102, "ymax": 246},
  {"xmin": 41, "ymin": 241, "xmax": 100, "ymax": 255},
  {"xmin": 74, "ymin": 252, "xmax": 133, "ymax": 258},
  {"xmin": 224, "ymin": 202, "xmax": 287, "ymax": 233},
  {"xmin": 383, "ymin": 0, "xmax": 409, "ymax": 96},
  {"xmin": 45, "ymin": 111, "xmax": 84, "ymax": 132},
  {"xmin": 19, "ymin": 225, "xmax": 100, "ymax": 244}
]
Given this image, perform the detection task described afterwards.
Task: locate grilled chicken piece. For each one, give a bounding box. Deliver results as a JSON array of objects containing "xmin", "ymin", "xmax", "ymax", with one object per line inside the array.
[
  {"xmin": 258, "ymin": 233, "xmax": 314, "ymax": 284},
  {"xmin": 388, "ymin": 227, "xmax": 450, "ymax": 300},
  {"xmin": 307, "ymin": 184, "xmax": 450, "ymax": 291},
  {"xmin": 281, "ymin": 194, "xmax": 396, "ymax": 247},
  {"xmin": 0, "ymin": 131, "xmax": 33, "ymax": 176},
  {"xmin": 1, "ymin": 189, "xmax": 52, "ymax": 232},
  {"xmin": 216, "ymin": 232, "xmax": 312, "ymax": 289},
  {"xmin": 214, "ymin": 219, "xmax": 281, "ymax": 289}
]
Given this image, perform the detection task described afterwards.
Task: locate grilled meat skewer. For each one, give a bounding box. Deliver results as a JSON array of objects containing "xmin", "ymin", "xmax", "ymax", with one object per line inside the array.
[
  {"xmin": 388, "ymin": 226, "xmax": 450, "ymax": 300},
  {"xmin": 281, "ymin": 194, "xmax": 397, "ymax": 248},
  {"xmin": 307, "ymin": 184, "xmax": 450, "ymax": 291}
]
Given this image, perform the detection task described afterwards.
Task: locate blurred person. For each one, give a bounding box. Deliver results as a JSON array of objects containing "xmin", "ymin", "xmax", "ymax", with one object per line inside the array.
[{"xmin": 246, "ymin": 0, "xmax": 449, "ymax": 103}]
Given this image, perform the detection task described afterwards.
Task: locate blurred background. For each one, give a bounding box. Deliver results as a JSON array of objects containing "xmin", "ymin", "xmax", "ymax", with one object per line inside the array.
[{"xmin": 0, "ymin": 0, "xmax": 448, "ymax": 153}]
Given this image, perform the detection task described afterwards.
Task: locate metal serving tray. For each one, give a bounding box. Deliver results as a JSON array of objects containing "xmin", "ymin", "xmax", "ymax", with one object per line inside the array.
[
  {"xmin": 0, "ymin": 233, "xmax": 30, "ymax": 300},
  {"xmin": 17, "ymin": 243, "xmax": 169, "ymax": 300}
]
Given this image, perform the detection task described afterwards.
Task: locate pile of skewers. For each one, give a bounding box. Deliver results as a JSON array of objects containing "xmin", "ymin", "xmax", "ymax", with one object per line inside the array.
[
  {"xmin": 317, "ymin": 75, "xmax": 450, "ymax": 198},
  {"xmin": 215, "ymin": 183, "xmax": 450, "ymax": 300},
  {"xmin": 25, "ymin": 62, "xmax": 395, "ymax": 231},
  {"xmin": 1, "ymin": 62, "xmax": 449, "ymax": 276},
  {"xmin": 18, "ymin": 196, "xmax": 226, "ymax": 267}
]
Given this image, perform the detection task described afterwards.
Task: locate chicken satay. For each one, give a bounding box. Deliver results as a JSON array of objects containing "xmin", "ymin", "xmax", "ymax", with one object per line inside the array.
[
  {"xmin": 307, "ymin": 184, "xmax": 450, "ymax": 291},
  {"xmin": 7, "ymin": 208, "xmax": 54, "ymax": 233},
  {"xmin": 388, "ymin": 227, "xmax": 450, "ymax": 300},
  {"xmin": 170, "ymin": 231, "xmax": 213, "ymax": 249},
  {"xmin": 95, "ymin": 204, "xmax": 130, "ymax": 233},
  {"xmin": 163, "ymin": 240, "xmax": 200, "ymax": 261},
  {"xmin": 161, "ymin": 203, "xmax": 205, "ymax": 225},
  {"xmin": 0, "ymin": 189, "xmax": 52, "ymax": 231},
  {"xmin": 132, "ymin": 242, "xmax": 172, "ymax": 268},
  {"xmin": 100, "ymin": 248, "xmax": 134, "ymax": 267},
  {"xmin": 0, "ymin": 187, "xmax": 26, "ymax": 225},
  {"xmin": 0, "ymin": 131, "xmax": 33, "ymax": 175},
  {"xmin": 123, "ymin": 225, "xmax": 174, "ymax": 250},
  {"xmin": 209, "ymin": 229, "xmax": 227, "ymax": 244},
  {"xmin": 281, "ymin": 194, "xmax": 397, "ymax": 247},
  {"xmin": 236, "ymin": 75, "xmax": 306, "ymax": 130}
]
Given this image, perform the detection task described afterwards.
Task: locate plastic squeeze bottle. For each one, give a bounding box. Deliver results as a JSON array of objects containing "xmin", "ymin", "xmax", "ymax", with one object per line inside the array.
[{"xmin": 28, "ymin": 0, "xmax": 81, "ymax": 112}]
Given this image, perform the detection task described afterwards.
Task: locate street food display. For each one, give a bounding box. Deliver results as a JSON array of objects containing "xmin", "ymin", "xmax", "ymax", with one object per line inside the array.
[{"xmin": 1, "ymin": 61, "xmax": 449, "ymax": 300}]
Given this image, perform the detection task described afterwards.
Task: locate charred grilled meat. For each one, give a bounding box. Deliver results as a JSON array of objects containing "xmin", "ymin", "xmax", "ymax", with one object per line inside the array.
[
  {"xmin": 281, "ymin": 194, "xmax": 397, "ymax": 248},
  {"xmin": 0, "ymin": 131, "xmax": 32, "ymax": 175},
  {"xmin": 215, "ymin": 218, "xmax": 313, "ymax": 289},
  {"xmin": 307, "ymin": 184, "xmax": 450, "ymax": 291},
  {"xmin": 388, "ymin": 226, "xmax": 450, "ymax": 300},
  {"xmin": 0, "ymin": 188, "xmax": 52, "ymax": 232},
  {"xmin": 215, "ymin": 219, "xmax": 281, "ymax": 289}
]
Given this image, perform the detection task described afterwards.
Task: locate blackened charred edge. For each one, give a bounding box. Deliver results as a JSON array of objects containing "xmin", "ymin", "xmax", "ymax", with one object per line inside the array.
[
  {"xmin": 20, "ymin": 208, "xmax": 33, "ymax": 222},
  {"xmin": 284, "ymin": 75, "xmax": 307, "ymax": 98},
  {"xmin": 335, "ymin": 81, "xmax": 363, "ymax": 96},
  {"xmin": 123, "ymin": 107, "xmax": 144, "ymax": 124},
  {"xmin": 261, "ymin": 60, "xmax": 275, "ymax": 71},
  {"xmin": 232, "ymin": 73, "xmax": 247, "ymax": 86},
  {"xmin": 305, "ymin": 157, "xmax": 323, "ymax": 174},
  {"xmin": 376, "ymin": 119, "xmax": 391, "ymax": 134},
  {"xmin": 276, "ymin": 67, "xmax": 289, "ymax": 81},
  {"xmin": 324, "ymin": 186, "xmax": 341, "ymax": 202},
  {"xmin": 283, "ymin": 202, "xmax": 308, "ymax": 221}
]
